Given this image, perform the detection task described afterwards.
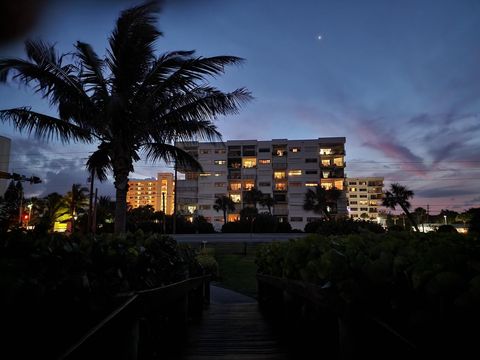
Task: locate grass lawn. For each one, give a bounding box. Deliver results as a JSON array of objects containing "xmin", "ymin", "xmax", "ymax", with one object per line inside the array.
[{"xmin": 196, "ymin": 242, "xmax": 260, "ymax": 298}]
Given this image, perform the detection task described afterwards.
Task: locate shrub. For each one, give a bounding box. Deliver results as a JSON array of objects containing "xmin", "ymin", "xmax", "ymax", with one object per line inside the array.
[
  {"xmin": 437, "ymin": 224, "xmax": 458, "ymax": 233},
  {"xmin": 304, "ymin": 218, "xmax": 385, "ymax": 234}
]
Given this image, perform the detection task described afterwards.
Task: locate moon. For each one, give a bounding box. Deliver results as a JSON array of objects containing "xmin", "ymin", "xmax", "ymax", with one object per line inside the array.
[{"xmin": 317, "ymin": 35, "xmax": 323, "ymax": 40}]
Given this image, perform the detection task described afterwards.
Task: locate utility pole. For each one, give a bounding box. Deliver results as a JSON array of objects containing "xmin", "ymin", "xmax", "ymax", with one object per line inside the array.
[
  {"xmin": 87, "ymin": 168, "xmax": 95, "ymax": 234},
  {"xmin": 162, "ymin": 192, "xmax": 166, "ymax": 234},
  {"xmin": 173, "ymin": 162, "xmax": 177, "ymax": 234},
  {"xmin": 92, "ymin": 188, "xmax": 98, "ymax": 234}
]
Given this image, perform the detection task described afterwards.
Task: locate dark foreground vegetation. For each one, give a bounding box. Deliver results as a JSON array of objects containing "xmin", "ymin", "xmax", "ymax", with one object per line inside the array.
[
  {"xmin": 256, "ymin": 232, "xmax": 480, "ymax": 358},
  {"xmin": 0, "ymin": 230, "xmax": 209, "ymax": 358}
]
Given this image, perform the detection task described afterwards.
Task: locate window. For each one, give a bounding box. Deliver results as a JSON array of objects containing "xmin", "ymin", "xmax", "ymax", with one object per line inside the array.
[
  {"xmin": 274, "ymin": 171, "xmax": 286, "ymax": 179},
  {"xmin": 258, "ymin": 148, "xmax": 270, "ymax": 153},
  {"xmin": 214, "ymin": 149, "xmax": 226, "ymax": 154},
  {"xmin": 333, "ymin": 157, "xmax": 344, "ymax": 166},
  {"xmin": 359, "ymin": 181, "xmax": 367, "ymax": 186},
  {"xmin": 360, "ymin": 207, "xmax": 368, "ymax": 211},
  {"xmin": 275, "ymin": 182, "xmax": 287, "ymax": 191},
  {"xmin": 244, "ymin": 182, "xmax": 255, "ymax": 190},
  {"xmin": 242, "ymin": 158, "xmax": 257, "ymax": 168},
  {"xmin": 199, "ymin": 205, "xmax": 211, "ymax": 210},
  {"xmin": 214, "ymin": 182, "xmax": 226, "ymax": 187},
  {"xmin": 350, "ymin": 207, "xmax": 358, "ymax": 211},
  {"xmin": 230, "ymin": 194, "xmax": 241, "ymax": 203},
  {"xmin": 259, "ymin": 182, "xmax": 271, "ymax": 187},
  {"xmin": 229, "ymin": 182, "xmax": 242, "ymax": 191},
  {"xmin": 349, "ymin": 181, "xmax": 357, "ymax": 185},
  {"xmin": 350, "ymin": 194, "xmax": 357, "ymax": 198},
  {"xmin": 305, "ymin": 170, "xmax": 318, "ymax": 175},
  {"xmin": 290, "ymin": 217, "xmax": 303, "ymax": 222},
  {"xmin": 274, "ymin": 194, "xmax": 286, "ymax": 202},
  {"xmin": 350, "ymin": 201, "xmax": 358, "ymax": 205},
  {"xmin": 350, "ymin": 187, "xmax": 357, "ymax": 192},
  {"xmin": 359, "ymin": 200, "xmax": 368, "ymax": 205},
  {"xmin": 359, "ymin": 188, "xmax": 367, "ymax": 192},
  {"xmin": 290, "ymin": 147, "xmax": 301, "ymax": 153},
  {"xmin": 370, "ymin": 200, "xmax": 377, "ymax": 205},
  {"xmin": 305, "ymin": 158, "xmax": 317, "ymax": 163},
  {"xmin": 321, "ymin": 159, "xmax": 331, "ymax": 166},
  {"xmin": 289, "ymin": 182, "xmax": 302, "ymax": 187},
  {"xmin": 258, "ymin": 159, "xmax": 271, "ymax": 165},
  {"xmin": 214, "ymin": 172, "xmax": 225, "ymax": 177},
  {"xmin": 359, "ymin": 195, "xmax": 368, "ymax": 198},
  {"xmin": 214, "ymin": 160, "xmax": 226, "ymax": 165},
  {"xmin": 305, "ymin": 182, "xmax": 317, "ymax": 187},
  {"xmin": 319, "ymin": 148, "xmax": 332, "ymax": 155},
  {"xmin": 288, "ymin": 170, "xmax": 302, "ymax": 176},
  {"xmin": 200, "ymin": 149, "xmax": 210, "ymax": 154},
  {"xmin": 199, "ymin": 173, "xmax": 211, "ymax": 177}
]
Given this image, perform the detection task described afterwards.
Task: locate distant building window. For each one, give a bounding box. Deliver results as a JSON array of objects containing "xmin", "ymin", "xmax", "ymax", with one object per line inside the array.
[
  {"xmin": 214, "ymin": 149, "xmax": 226, "ymax": 154},
  {"xmin": 321, "ymin": 159, "xmax": 331, "ymax": 166},
  {"xmin": 274, "ymin": 171, "xmax": 286, "ymax": 179},
  {"xmin": 258, "ymin": 148, "xmax": 270, "ymax": 153},
  {"xmin": 244, "ymin": 182, "xmax": 255, "ymax": 190},
  {"xmin": 290, "ymin": 147, "xmax": 301, "ymax": 153},
  {"xmin": 305, "ymin": 183, "xmax": 317, "ymax": 187},
  {"xmin": 199, "ymin": 205, "xmax": 211, "ymax": 210},
  {"xmin": 258, "ymin": 159, "xmax": 271, "ymax": 165},
  {"xmin": 274, "ymin": 194, "xmax": 286, "ymax": 202},
  {"xmin": 259, "ymin": 182, "xmax": 271, "ymax": 187},
  {"xmin": 199, "ymin": 173, "xmax": 211, "ymax": 177},
  {"xmin": 214, "ymin": 160, "xmax": 226, "ymax": 165},
  {"xmin": 242, "ymin": 158, "xmax": 257, "ymax": 168},
  {"xmin": 349, "ymin": 181, "xmax": 357, "ymax": 185},
  {"xmin": 288, "ymin": 170, "xmax": 302, "ymax": 176},
  {"xmin": 350, "ymin": 187, "xmax": 357, "ymax": 192},
  {"xmin": 333, "ymin": 157, "xmax": 344, "ymax": 166},
  {"xmin": 350, "ymin": 194, "xmax": 357, "ymax": 198},
  {"xmin": 359, "ymin": 188, "xmax": 367, "ymax": 191},
  {"xmin": 305, "ymin": 158, "xmax": 317, "ymax": 163},
  {"xmin": 359, "ymin": 195, "xmax": 368, "ymax": 198},
  {"xmin": 289, "ymin": 182, "xmax": 302, "ymax": 187},
  {"xmin": 200, "ymin": 149, "xmax": 210, "ymax": 154},
  {"xmin": 275, "ymin": 182, "xmax": 287, "ymax": 191},
  {"xmin": 290, "ymin": 217, "xmax": 303, "ymax": 222},
  {"xmin": 349, "ymin": 201, "xmax": 358, "ymax": 205},
  {"xmin": 229, "ymin": 182, "xmax": 242, "ymax": 191},
  {"xmin": 319, "ymin": 148, "xmax": 332, "ymax": 155},
  {"xmin": 350, "ymin": 207, "xmax": 358, "ymax": 211},
  {"xmin": 230, "ymin": 194, "xmax": 241, "ymax": 203},
  {"xmin": 214, "ymin": 182, "xmax": 226, "ymax": 187},
  {"xmin": 305, "ymin": 170, "xmax": 318, "ymax": 175}
]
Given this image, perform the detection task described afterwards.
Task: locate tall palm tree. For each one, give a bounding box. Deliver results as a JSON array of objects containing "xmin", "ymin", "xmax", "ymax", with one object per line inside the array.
[
  {"xmin": 259, "ymin": 193, "xmax": 275, "ymax": 214},
  {"xmin": 0, "ymin": 2, "xmax": 251, "ymax": 233},
  {"xmin": 64, "ymin": 183, "xmax": 89, "ymax": 232},
  {"xmin": 244, "ymin": 188, "xmax": 263, "ymax": 209},
  {"xmin": 382, "ymin": 183, "xmax": 419, "ymax": 232},
  {"xmin": 39, "ymin": 192, "xmax": 70, "ymax": 232},
  {"xmin": 213, "ymin": 195, "xmax": 236, "ymax": 224},
  {"xmin": 303, "ymin": 185, "xmax": 341, "ymax": 221}
]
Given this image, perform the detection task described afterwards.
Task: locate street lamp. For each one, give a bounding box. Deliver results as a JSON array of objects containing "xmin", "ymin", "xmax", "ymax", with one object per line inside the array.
[
  {"xmin": 443, "ymin": 215, "xmax": 447, "ymax": 225},
  {"xmin": 27, "ymin": 203, "xmax": 33, "ymax": 228}
]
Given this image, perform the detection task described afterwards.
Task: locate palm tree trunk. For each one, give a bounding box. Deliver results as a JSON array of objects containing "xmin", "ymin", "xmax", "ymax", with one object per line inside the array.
[
  {"xmin": 113, "ymin": 165, "xmax": 130, "ymax": 234},
  {"xmin": 223, "ymin": 208, "xmax": 227, "ymax": 225},
  {"xmin": 400, "ymin": 205, "xmax": 420, "ymax": 232}
]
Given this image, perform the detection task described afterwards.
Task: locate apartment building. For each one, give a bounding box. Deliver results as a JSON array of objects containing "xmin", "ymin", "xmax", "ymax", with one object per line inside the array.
[
  {"xmin": 176, "ymin": 138, "xmax": 347, "ymax": 230},
  {"xmin": 346, "ymin": 177, "xmax": 384, "ymax": 221},
  {"xmin": 127, "ymin": 172, "xmax": 174, "ymax": 214},
  {"xmin": 0, "ymin": 135, "xmax": 11, "ymax": 195}
]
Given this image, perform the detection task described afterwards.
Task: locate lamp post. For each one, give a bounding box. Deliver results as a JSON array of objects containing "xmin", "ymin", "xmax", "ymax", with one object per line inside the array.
[
  {"xmin": 27, "ymin": 203, "xmax": 33, "ymax": 228},
  {"xmin": 443, "ymin": 215, "xmax": 447, "ymax": 225}
]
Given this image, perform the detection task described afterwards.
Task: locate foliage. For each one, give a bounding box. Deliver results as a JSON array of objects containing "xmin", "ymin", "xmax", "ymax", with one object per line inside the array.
[
  {"xmin": 0, "ymin": 180, "xmax": 22, "ymax": 231},
  {"xmin": 213, "ymin": 195, "xmax": 236, "ymax": 224},
  {"xmin": 221, "ymin": 213, "xmax": 293, "ymax": 233},
  {"xmin": 303, "ymin": 185, "xmax": 341, "ymax": 221},
  {"xmin": 0, "ymin": 1, "xmax": 251, "ymax": 233},
  {"xmin": 382, "ymin": 183, "xmax": 419, "ymax": 232},
  {"xmin": 256, "ymin": 232, "xmax": 480, "ymax": 345},
  {"xmin": 304, "ymin": 218, "xmax": 385, "ymax": 234},
  {"xmin": 436, "ymin": 224, "xmax": 458, "ymax": 233},
  {"xmin": 197, "ymin": 248, "xmax": 219, "ymax": 279}
]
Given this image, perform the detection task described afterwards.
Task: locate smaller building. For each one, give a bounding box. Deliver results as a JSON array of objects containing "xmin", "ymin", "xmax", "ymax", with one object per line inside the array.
[
  {"xmin": 346, "ymin": 177, "xmax": 384, "ymax": 221},
  {"xmin": 127, "ymin": 172, "xmax": 174, "ymax": 214}
]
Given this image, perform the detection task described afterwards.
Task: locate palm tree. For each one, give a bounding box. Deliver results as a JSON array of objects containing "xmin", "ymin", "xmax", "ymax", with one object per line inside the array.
[
  {"xmin": 303, "ymin": 185, "xmax": 341, "ymax": 221},
  {"xmin": 213, "ymin": 195, "xmax": 236, "ymax": 224},
  {"xmin": 0, "ymin": 2, "xmax": 251, "ymax": 233},
  {"xmin": 244, "ymin": 188, "xmax": 264, "ymax": 209},
  {"xmin": 382, "ymin": 183, "xmax": 419, "ymax": 232},
  {"xmin": 64, "ymin": 183, "xmax": 89, "ymax": 232},
  {"xmin": 259, "ymin": 193, "xmax": 275, "ymax": 214},
  {"xmin": 39, "ymin": 192, "xmax": 70, "ymax": 232}
]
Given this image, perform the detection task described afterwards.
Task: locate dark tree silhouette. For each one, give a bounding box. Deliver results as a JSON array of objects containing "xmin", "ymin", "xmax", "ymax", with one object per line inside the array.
[
  {"xmin": 244, "ymin": 187, "xmax": 263, "ymax": 209},
  {"xmin": 303, "ymin": 185, "xmax": 341, "ymax": 221},
  {"xmin": 0, "ymin": 2, "xmax": 251, "ymax": 233},
  {"xmin": 213, "ymin": 195, "xmax": 236, "ymax": 225},
  {"xmin": 382, "ymin": 183, "xmax": 419, "ymax": 232},
  {"xmin": 259, "ymin": 193, "xmax": 275, "ymax": 214}
]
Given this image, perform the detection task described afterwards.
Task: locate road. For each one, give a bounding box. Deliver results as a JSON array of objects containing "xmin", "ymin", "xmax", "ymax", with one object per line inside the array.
[{"xmin": 171, "ymin": 233, "xmax": 309, "ymax": 243}]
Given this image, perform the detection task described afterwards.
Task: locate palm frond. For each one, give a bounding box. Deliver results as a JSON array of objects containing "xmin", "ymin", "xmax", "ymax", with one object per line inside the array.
[
  {"xmin": 75, "ymin": 41, "xmax": 108, "ymax": 102},
  {"xmin": 142, "ymin": 142, "xmax": 202, "ymax": 171},
  {"xmin": 0, "ymin": 107, "xmax": 93, "ymax": 143},
  {"xmin": 86, "ymin": 146, "xmax": 113, "ymax": 182},
  {"xmin": 107, "ymin": 1, "xmax": 161, "ymax": 95}
]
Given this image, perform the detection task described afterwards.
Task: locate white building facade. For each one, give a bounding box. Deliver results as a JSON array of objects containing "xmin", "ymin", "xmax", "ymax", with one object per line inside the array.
[
  {"xmin": 346, "ymin": 177, "xmax": 384, "ymax": 221},
  {"xmin": 0, "ymin": 135, "xmax": 11, "ymax": 195},
  {"xmin": 176, "ymin": 138, "xmax": 347, "ymax": 230}
]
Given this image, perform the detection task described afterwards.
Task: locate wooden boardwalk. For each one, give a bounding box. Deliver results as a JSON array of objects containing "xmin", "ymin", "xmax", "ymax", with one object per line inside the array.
[{"xmin": 179, "ymin": 302, "xmax": 289, "ymax": 360}]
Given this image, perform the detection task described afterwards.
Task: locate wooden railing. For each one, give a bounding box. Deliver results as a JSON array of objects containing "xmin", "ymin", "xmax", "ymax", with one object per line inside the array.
[
  {"xmin": 59, "ymin": 275, "xmax": 210, "ymax": 360},
  {"xmin": 257, "ymin": 274, "xmax": 416, "ymax": 360}
]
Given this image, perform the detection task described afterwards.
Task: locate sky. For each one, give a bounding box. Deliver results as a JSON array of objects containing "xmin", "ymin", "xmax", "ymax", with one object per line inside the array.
[{"xmin": 0, "ymin": 0, "xmax": 479, "ymax": 214}]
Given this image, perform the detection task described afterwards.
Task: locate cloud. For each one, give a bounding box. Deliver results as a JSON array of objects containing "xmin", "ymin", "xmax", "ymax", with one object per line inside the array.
[{"xmin": 416, "ymin": 187, "xmax": 478, "ymax": 198}]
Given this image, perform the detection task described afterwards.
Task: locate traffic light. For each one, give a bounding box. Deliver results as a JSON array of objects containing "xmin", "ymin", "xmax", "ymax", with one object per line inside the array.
[{"xmin": 23, "ymin": 214, "xmax": 29, "ymax": 221}]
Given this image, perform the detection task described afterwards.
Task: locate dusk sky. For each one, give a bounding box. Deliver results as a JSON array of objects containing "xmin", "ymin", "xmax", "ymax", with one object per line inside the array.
[{"xmin": 0, "ymin": 0, "xmax": 479, "ymax": 213}]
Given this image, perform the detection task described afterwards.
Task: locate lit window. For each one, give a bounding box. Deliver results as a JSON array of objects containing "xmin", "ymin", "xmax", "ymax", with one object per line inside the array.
[
  {"xmin": 289, "ymin": 182, "xmax": 302, "ymax": 187},
  {"xmin": 334, "ymin": 180, "xmax": 344, "ymax": 190},
  {"xmin": 321, "ymin": 159, "xmax": 331, "ymax": 166},
  {"xmin": 321, "ymin": 182, "xmax": 333, "ymax": 190},
  {"xmin": 305, "ymin": 183, "xmax": 317, "ymax": 187},
  {"xmin": 244, "ymin": 182, "xmax": 255, "ymax": 190},
  {"xmin": 290, "ymin": 147, "xmax": 301, "ymax": 153},
  {"xmin": 199, "ymin": 173, "xmax": 211, "ymax": 177},
  {"xmin": 350, "ymin": 187, "xmax": 357, "ymax": 192},
  {"xmin": 230, "ymin": 194, "xmax": 241, "ymax": 203},
  {"xmin": 333, "ymin": 157, "xmax": 344, "ymax": 166},
  {"xmin": 214, "ymin": 160, "xmax": 226, "ymax": 165},
  {"xmin": 288, "ymin": 170, "xmax": 302, "ymax": 176},
  {"xmin": 242, "ymin": 158, "xmax": 257, "ymax": 168},
  {"xmin": 274, "ymin": 171, "xmax": 286, "ymax": 179},
  {"xmin": 229, "ymin": 182, "xmax": 242, "ymax": 191},
  {"xmin": 275, "ymin": 182, "xmax": 287, "ymax": 191},
  {"xmin": 258, "ymin": 159, "xmax": 271, "ymax": 165},
  {"xmin": 319, "ymin": 148, "xmax": 332, "ymax": 155}
]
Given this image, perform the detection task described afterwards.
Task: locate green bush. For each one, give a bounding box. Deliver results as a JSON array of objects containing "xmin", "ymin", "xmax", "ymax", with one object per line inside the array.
[
  {"xmin": 197, "ymin": 249, "xmax": 219, "ymax": 279},
  {"xmin": 304, "ymin": 218, "xmax": 385, "ymax": 234},
  {"xmin": 256, "ymin": 232, "xmax": 480, "ymax": 343}
]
